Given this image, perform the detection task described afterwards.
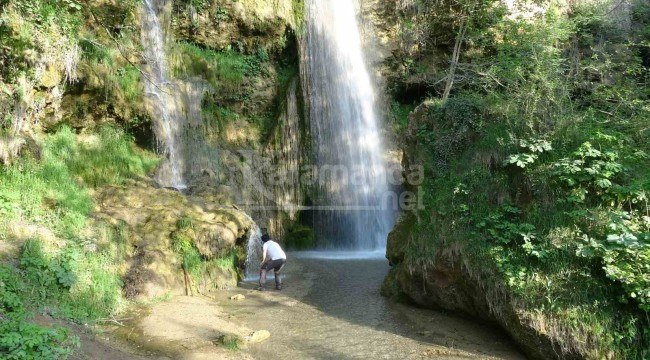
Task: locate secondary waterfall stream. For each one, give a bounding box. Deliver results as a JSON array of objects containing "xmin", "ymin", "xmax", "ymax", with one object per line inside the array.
[
  {"xmin": 243, "ymin": 214, "xmax": 264, "ymax": 279},
  {"xmin": 303, "ymin": 0, "xmax": 395, "ymax": 250},
  {"xmin": 140, "ymin": 0, "xmax": 187, "ymax": 189}
]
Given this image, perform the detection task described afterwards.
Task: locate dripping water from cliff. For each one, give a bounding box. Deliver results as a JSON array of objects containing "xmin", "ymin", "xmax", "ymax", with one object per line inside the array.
[
  {"xmin": 302, "ymin": 0, "xmax": 395, "ymax": 251},
  {"xmin": 140, "ymin": 0, "xmax": 187, "ymax": 189},
  {"xmin": 243, "ymin": 213, "xmax": 263, "ymax": 280}
]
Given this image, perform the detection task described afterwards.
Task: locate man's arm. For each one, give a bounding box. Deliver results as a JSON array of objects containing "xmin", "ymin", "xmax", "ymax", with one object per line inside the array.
[{"xmin": 261, "ymin": 247, "xmax": 267, "ymax": 265}]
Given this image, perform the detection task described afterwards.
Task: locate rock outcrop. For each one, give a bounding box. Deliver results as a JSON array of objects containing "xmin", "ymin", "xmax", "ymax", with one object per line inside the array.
[
  {"xmin": 383, "ymin": 222, "xmax": 582, "ymax": 360},
  {"xmin": 94, "ymin": 179, "xmax": 254, "ymax": 301},
  {"xmin": 173, "ymin": 0, "xmax": 299, "ymax": 52}
]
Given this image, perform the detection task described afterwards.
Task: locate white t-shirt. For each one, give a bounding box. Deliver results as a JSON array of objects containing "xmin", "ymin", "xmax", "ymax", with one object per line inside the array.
[{"xmin": 263, "ymin": 240, "xmax": 286, "ymax": 261}]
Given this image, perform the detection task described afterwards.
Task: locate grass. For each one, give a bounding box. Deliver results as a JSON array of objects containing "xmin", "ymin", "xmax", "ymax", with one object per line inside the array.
[
  {"xmin": 389, "ymin": 101, "xmax": 416, "ymax": 137},
  {"xmin": 202, "ymin": 102, "xmax": 240, "ymax": 132},
  {"xmin": 0, "ymin": 125, "xmax": 159, "ymax": 358},
  {"xmin": 79, "ymin": 37, "xmax": 116, "ymax": 66},
  {"xmin": 220, "ymin": 334, "xmax": 242, "ymax": 351},
  {"xmin": 115, "ymin": 65, "xmax": 141, "ymax": 102},
  {"xmin": 171, "ymin": 41, "xmax": 249, "ymax": 92}
]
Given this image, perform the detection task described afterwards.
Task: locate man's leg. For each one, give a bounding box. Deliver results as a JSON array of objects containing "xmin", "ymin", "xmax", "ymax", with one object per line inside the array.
[
  {"xmin": 274, "ymin": 260, "xmax": 286, "ymax": 290},
  {"xmin": 259, "ymin": 264, "xmax": 268, "ymax": 291}
]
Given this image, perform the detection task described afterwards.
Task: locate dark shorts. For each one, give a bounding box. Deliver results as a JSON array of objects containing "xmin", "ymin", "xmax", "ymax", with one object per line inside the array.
[{"xmin": 262, "ymin": 259, "xmax": 286, "ymax": 272}]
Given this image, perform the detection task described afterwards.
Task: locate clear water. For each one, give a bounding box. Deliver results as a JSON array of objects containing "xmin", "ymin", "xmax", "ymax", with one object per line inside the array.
[
  {"xmin": 303, "ymin": 0, "xmax": 395, "ymax": 251},
  {"xmin": 291, "ymin": 250, "xmax": 386, "ymax": 260}
]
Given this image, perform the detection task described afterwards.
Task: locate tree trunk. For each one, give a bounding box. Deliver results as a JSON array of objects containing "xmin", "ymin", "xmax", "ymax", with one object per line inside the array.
[{"xmin": 443, "ymin": 15, "xmax": 469, "ymax": 101}]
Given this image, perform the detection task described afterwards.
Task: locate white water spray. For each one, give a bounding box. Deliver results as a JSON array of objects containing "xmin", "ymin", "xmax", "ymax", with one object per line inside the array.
[
  {"xmin": 303, "ymin": 0, "xmax": 395, "ymax": 250},
  {"xmin": 242, "ymin": 213, "xmax": 263, "ymax": 280}
]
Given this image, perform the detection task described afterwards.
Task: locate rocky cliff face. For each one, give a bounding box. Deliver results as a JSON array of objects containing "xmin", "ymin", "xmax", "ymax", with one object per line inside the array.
[
  {"xmin": 0, "ymin": 0, "xmax": 311, "ymax": 301},
  {"xmin": 173, "ymin": 0, "xmax": 298, "ymax": 52},
  {"xmin": 168, "ymin": 0, "xmax": 312, "ymax": 241}
]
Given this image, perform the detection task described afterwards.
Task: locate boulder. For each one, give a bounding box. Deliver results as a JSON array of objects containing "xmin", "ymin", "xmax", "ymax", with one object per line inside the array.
[
  {"xmin": 94, "ymin": 180, "xmax": 255, "ymax": 301},
  {"xmin": 244, "ymin": 330, "xmax": 270, "ymax": 344}
]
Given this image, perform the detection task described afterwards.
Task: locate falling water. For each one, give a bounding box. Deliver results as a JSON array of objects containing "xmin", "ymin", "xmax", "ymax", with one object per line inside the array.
[
  {"xmin": 303, "ymin": 0, "xmax": 395, "ymax": 250},
  {"xmin": 243, "ymin": 214, "xmax": 263, "ymax": 279},
  {"xmin": 140, "ymin": 0, "xmax": 186, "ymax": 189}
]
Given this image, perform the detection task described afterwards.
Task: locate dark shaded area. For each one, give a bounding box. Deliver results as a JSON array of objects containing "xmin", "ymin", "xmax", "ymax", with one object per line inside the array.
[
  {"xmin": 126, "ymin": 119, "xmax": 157, "ymax": 153},
  {"xmin": 389, "ymin": 79, "xmax": 434, "ymax": 105}
]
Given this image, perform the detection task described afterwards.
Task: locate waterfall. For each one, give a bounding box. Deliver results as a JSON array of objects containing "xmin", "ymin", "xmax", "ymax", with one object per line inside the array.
[
  {"xmin": 303, "ymin": 0, "xmax": 395, "ymax": 250},
  {"xmin": 243, "ymin": 214, "xmax": 263, "ymax": 279},
  {"xmin": 140, "ymin": 0, "xmax": 186, "ymax": 189}
]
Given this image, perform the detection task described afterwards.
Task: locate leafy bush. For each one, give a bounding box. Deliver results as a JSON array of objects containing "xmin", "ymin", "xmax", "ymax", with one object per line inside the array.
[{"xmin": 0, "ymin": 266, "xmax": 78, "ymax": 359}]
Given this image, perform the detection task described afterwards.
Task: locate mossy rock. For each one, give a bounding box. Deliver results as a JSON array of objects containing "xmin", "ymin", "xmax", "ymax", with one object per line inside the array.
[
  {"xmin": 95, "ymin": 183, "xmax": 254, "ymax": 300},
  {"xmin": 386, "ymin": 212, "xmax": 417, "ymax": 265},
  {"xmin": 40, "ymin": 66, "xmax": 62, "ymax": 88},
  {"xmin": 283, "ymin": 225, "xmax": 315, "ymax": 250}
]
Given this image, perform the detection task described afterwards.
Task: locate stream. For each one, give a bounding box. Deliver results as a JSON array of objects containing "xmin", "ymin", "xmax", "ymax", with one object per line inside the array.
[
  {"xmin": 84, "ymin": 253, "xmax": 526, "ymax": 359},
  {"xmin": 238, "ymin": 253, "xmax": 526, "ymax": 359}
]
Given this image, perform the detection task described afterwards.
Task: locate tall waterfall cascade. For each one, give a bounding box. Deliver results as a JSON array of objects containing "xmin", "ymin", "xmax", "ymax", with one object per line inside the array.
[
  {"xmin": 140, "ymin": 0, "xmax": 188, "ymax": 189},
  {"xmin": 303, "ymin": 0, "xmax": 395, "ymax": 250}
]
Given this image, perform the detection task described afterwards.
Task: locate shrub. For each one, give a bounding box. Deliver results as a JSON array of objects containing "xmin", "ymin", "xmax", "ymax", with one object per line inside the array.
[{"xmin": 0, "ymin": 265, "xmax": 78, "ymax": 359}]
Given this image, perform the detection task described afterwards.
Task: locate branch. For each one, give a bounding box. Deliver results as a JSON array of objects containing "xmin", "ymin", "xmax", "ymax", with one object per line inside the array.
[
  {"xmin": 474, "ymin": 71, "xmax": 506, "ymax": 88},
  {"xmin": 425, "ymin": 75, "xmax": 449, "ymax": 87},
  {"xmin": 607, "ymin": 0, "xmax": 628, "ymax": 16},
  {"xmin": 79, "ymin": 37, "xmax": 106, "ymax": 49},
  {"xmin": 95, "ymin": 316, "xmax": 131, "ymax": 327}
]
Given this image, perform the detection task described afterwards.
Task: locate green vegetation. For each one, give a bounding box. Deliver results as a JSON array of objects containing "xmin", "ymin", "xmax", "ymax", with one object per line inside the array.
[
  {"xmin": 389, "ymin": 101, "xmax": 415, "ymax": 136},
  {"xmin": 0, "ymin": 265, "xmax": 78, "ymax": 359},
  {"xmin": 172, "ymin": 41, "xmax": 268, "ymax": 94},
  {"xmin": 171, "ymin": 38, "xmax": 301, "ymax": 146},
  {"xmin": 171, "ymin": 219, "xmax": 243, "ymax": 289},
  {"xmin": 0, "ymin": 0, "xmax": 301, "ymax": 357},
  {"xmin": 219, "ymin": 334, "xmax": 242, "ymax": 351},
  {"xmin": 283, "ymin": 225, "xmax": 315, "ymax": 250},
  {"xmin": 0, "ymin": 126, "xmax": 158, "ymax": 358},
  {"xmin": 394, "ymin": 0, "xmax": 650, "ymax": 357},
  {"xmin": 1, "ymin": 126, "xmax": 157, "ymax": 234},
  {"xmin": 202, "ymin": 102, "xmax": 240, "ymax": 131},
  {"xmin": 0, "ymin": 0, "xmax": 83, "ymax": 83},
  {"xmin": 114, "ymin": 65, "xmax": 142, "ymax": 103}
]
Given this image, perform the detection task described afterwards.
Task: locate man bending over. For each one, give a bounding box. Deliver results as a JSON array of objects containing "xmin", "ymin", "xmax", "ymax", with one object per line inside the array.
[{"xmin": 259, "ymin": 234, "xmax": 287, "ymax": 291}]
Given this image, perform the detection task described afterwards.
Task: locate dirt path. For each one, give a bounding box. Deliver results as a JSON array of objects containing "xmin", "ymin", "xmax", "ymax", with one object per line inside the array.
[{"xmin": 78, "ymin": 254, "xmax": 525, "ymax": 359}]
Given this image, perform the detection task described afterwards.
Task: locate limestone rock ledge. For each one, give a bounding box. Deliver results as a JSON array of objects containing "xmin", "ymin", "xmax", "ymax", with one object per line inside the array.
[
  {"xmin": 93, "ymin": 179, "xmax": 254, "ymax": 301},
  {"xmin": 383, "ymin": 217, "xmax": 583, "ymax": 360},
  {"xmin": 173, "ymin": 0, "xmax": 299, "ymax": 52}
]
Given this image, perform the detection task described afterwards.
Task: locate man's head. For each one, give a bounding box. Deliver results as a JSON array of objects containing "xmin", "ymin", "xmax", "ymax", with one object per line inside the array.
[{"xmin": 261, "ymin": 234, "xmax": 271, "ymax": 243}]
